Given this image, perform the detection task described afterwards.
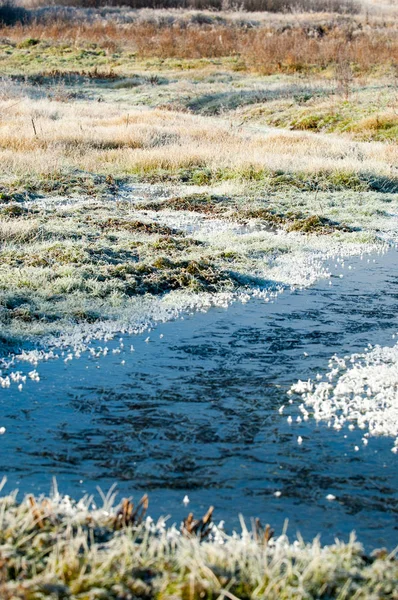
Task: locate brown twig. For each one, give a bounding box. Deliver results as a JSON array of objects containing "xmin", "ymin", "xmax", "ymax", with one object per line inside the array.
[
  {"xmin": 182, "ymin": 506, "xmax": 214, "ymax": 540},
  {"xmin": 114, "ymin": 494, "xmax": 148, "ymax": 529},
  {"xmin": 31, "ymin": 117, "xmax": 37, "ymax": 137},
  {"xmin": 253, "ymin": 518, "xmax": 274, "ymax": 546},
  {"xmin": 28, "ymin": 495, "xmax": 45, "ymax": 529}
]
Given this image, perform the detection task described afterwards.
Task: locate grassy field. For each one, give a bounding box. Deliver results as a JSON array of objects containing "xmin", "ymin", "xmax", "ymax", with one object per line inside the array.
[{"xmin": 1, "ymin": 4, "xmax": 398, "ymax": 347}]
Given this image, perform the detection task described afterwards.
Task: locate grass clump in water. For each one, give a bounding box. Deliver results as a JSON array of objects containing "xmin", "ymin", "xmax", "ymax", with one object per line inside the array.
[
  {"xmin": 137, "ymin": 193, "xmax": 230, "ymax": 215},
  {"xmin": 236, "ymin": 207, "xmax": 352, "ymax": 234},
  {"xmin": 287, "ymin": 214, "xmax": 351, "ymax": 234}
]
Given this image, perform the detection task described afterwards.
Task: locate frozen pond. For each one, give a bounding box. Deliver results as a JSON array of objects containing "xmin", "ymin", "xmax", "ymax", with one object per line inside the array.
[{"xmin": 0, "ymin": 249, "xmax": 397, "ymax": 549}]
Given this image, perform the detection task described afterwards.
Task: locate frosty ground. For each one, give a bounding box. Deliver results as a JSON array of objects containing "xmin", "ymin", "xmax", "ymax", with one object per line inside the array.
[{"xmin": 0, "ymin": 3, "xmax": 398, "ymax": 597}]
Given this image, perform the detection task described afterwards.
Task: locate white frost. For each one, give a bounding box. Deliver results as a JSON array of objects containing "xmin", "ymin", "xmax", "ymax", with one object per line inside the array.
[{"xmin": 289, "ymin": 343, "xmax": 398, "ymax": 451}]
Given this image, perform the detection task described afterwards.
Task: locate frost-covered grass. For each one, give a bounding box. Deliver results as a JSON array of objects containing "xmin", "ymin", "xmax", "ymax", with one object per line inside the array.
[
  {"xmin": 0, "ymin": 39, "xmax": 397, "ymax": 348},
  {"xmin": 0, "ymin": 12, "xmax": 397, "ymax": 593},
  {"xmin": 0, "ymin": 486, "xmax": 396, "ymax": 600},
  {"xmin": 0, "ymin": 182, "xmax": 385, "ymax": 346},
  {"xmin": 240, "ymin": 85, "xmax": 398, "ymax": 142},
  {"xmin": 1, "ymin": 93, "xmax": 397, "ymax": 185}
]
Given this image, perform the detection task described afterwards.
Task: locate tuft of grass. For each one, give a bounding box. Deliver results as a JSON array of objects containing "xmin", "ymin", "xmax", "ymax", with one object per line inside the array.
[
  {"xmin": 236, "ymin": 207, "xmax": 352, "ymax": 233},
  {"xmin": 137, "ymin": 193, "xmax": 231, "ymax": 214},
  {"xmin": 287, "ymin": 214, "xmax": 347, "ymax": 233},
  {"xmin": 17, "ymin": 36, "xmax": 39, "ymax": 48},
  {"xmin": 350, "ymin": 113, "xmax": 398, "ymax": 141},
  {"xmin": 0, "ymin": 489, "xmax": 395, "ymax": 600}
]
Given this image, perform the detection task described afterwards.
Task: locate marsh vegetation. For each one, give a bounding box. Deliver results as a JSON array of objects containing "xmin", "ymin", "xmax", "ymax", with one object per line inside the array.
[
  {"xmin": 0, "ymin": 488, "xmax": 397, "ymax": 600},
  {"xmin": 1, "ymin": 11, "xmax": 398, "ymax": 343},
  {"xmin": 0, "ymin": 1, "xmax": 397, "ymax": 596}
]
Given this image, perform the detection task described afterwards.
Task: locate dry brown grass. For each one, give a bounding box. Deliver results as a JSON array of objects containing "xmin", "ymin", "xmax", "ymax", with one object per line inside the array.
[
  {"xmin": 1, "ymin": 14, "xmax": 398, "ymax": 74},
  {"xmin": 1, "ymin": 96, "xmax": 397, "ymax": 186},
  {"xmin": 243, "ymin": 29, "xmax": 398, "ymax": 74}
]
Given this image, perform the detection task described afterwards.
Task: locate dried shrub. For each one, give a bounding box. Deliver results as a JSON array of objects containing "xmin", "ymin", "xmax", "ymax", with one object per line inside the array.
[
  {"xmin": 114, "ymin": 495, "xmax": 149, "ymax": 529},
  {"xmin": 2, "ymin": 19, "xmax": 395, "ymax": 74},
  {"xmin": 182, "ymin": 506, "xmax": 214, "ymax": 539},
  {"xmin": 33, "ymin": 0, "xmax": 361, "ymax": 13}
]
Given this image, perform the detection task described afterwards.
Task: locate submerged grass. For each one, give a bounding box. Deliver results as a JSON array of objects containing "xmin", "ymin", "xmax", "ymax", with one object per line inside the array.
[{"xmin": 0, "ymin": 488, "xmax": 396, "ymax": 599}]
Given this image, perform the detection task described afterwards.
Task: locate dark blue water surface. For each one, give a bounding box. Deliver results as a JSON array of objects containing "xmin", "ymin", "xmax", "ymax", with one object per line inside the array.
[{"xmin": 0, "ymin": 249, "xmax": 397, "ymax": 549}]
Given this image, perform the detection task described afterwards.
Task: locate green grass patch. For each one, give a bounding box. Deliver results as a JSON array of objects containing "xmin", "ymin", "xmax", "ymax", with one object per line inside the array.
[
  {"xmin": 131, "ymin": 165, "xmax": 397, "ymax": 193},
  {"xmin": 244, "ymin": 92, "xmax": 398, "ymax": 142}
]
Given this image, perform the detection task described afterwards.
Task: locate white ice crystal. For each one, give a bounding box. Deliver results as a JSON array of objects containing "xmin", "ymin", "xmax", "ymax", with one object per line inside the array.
[{"xmin": 289, "ymin": 343, "xmax": 398, "ymax": 451}]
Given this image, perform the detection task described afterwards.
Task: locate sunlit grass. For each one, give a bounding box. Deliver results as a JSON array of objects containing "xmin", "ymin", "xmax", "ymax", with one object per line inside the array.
[
  {"xmin": 1, "ymin": 92, "xmax": 397, "ymax": 188},
  {"xmin": 0, "ymin": 28, "xmax": 397, "ymax": 346},
  {"xmin": 0, "ymin": 487, "xmax": 396, "ymax": 600}
]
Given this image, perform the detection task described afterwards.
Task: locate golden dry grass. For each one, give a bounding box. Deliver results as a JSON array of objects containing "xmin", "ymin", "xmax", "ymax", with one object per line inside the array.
[
  {"xmin": 1, "ymin": 97, "xmax": 397, "ymax": 185},
  {"xmin": 1, "ymin": 9, "xmax": 398, "ymax": 74}
]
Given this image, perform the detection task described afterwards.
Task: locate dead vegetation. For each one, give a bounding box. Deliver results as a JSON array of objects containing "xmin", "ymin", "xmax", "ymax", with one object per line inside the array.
[
  {"xmin": 1, "ymin": 7, "xmax": 398, "ymax": 74},
  {"xmin": 114, "ymin": 494, "xmax": 149, "ymax": 528},
  {"xmin": 25, "ymin": 0, "xmax": 362, "ymax": 13},
  {"xmin": 182, "ymin": 506, "xmax": 214, "ymax": 539}
]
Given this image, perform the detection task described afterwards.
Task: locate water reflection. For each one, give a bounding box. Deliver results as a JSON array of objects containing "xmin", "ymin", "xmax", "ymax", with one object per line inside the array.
[{"xmin": 0, "ymin": 250, "xmax": 397, "ymax": 548}]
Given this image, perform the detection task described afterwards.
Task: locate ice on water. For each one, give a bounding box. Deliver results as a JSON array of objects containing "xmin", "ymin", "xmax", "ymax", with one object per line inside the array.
[{"xmin": 289, "ymin": 342, "xmax": 398, "ymax": 452}]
